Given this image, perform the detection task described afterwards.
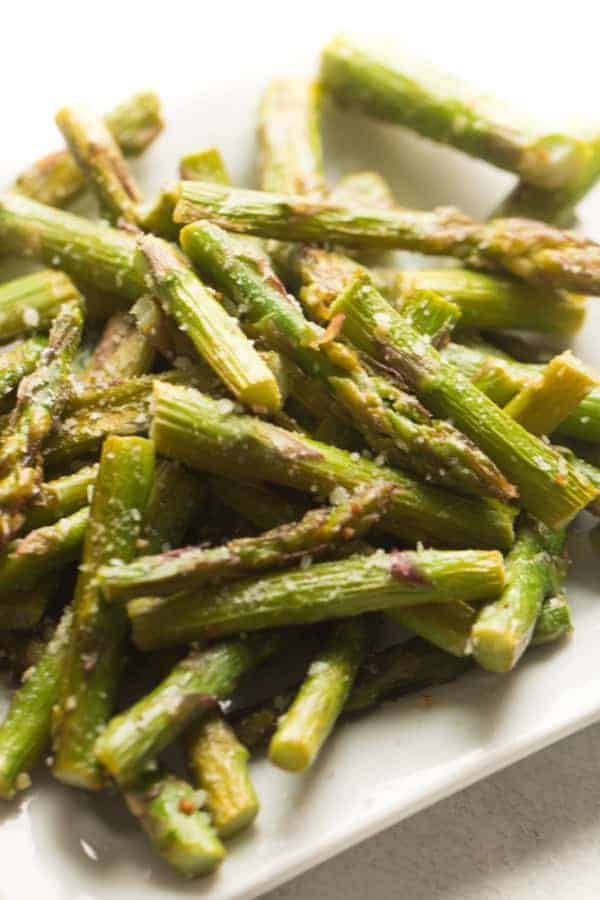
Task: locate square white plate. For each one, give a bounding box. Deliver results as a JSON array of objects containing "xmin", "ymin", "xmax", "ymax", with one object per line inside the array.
[{"xmin": 2, "ymin": 3, "xmax": 600, "ymax": 898}]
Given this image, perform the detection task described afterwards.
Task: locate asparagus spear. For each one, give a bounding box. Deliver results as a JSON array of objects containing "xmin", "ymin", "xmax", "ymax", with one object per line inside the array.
[
  {"xmin": 80, "ymin": 308, "xmax": 155, "ymax": 387},
  {"xmin": 387, "ymin": 601, "xmax": 477, "ymax": 658},
  {"xmin": 0, "ymin": 606, "xmax": 74, "ymax": 798},
  {"xmin": 98, "ymin": 482, "xmax": 390, "ymax": 602},
  {"xmin": 0, "ymin": 583, "xmax": 57, "ymax": 630},
  {"xmin": 129, "ymin": 548, "xmax": 505, "ymax": 650},
  {"xmin": 15, "ymin": 92, "xmax": 163, "ymax": 208},
  {"xmin": 269, "ymin": 618, "xmax": 368, "ymax": 771},
  {"xmin": 207, "ymin": 476, "xmax": 309, "ymax": 530},
  {"xmin": 150, "ymin": 381, "xmax": 517, "ymax": 549},
  {"xmin": 139, "ymin": 234, "xmax": 281, "ymax": 412},
  {"xmin": 0, "ymin": 193, "xmax": 147, "ymax": 299},
  {"xmin": 186, "ymin": 711, "xmax": 259, "ymax": 838},
  {"xmin": 531, "ymin": 593, "xmax": 573, "ymax": 646},
  {"xmin": 0, "ymin": 298, "xmax": 84, "ymax": 544},
  {"xmin": 179, "ymin": 147, "xmax": 230, "ymax": 183},
  {"xmin": 174, "ymin": 181, "xmax": 600, "ymax": 295},
  {"xmin": 503, "ymin": 351, "xmax": 597, "ymax": 436},
  {"xmin": 124, "ymin": 769, "xmax": 225, "ymax": 877},
  {"xmin": 258, "ymin": 80, "xmax": 325, "ymax": 195},
  {"xmin": 0, "ymin": 506, "xmax": 89, "ymax": 590},
  {"xmin": 55, "ymin": 106, "xmax": 142, "ymax": 226},
  {"xmin": 95, "ymin": 633, "xmax": 282, "ymax": 786},
  {"xmin": 0, "ymin": 270, "xmax": 83, "ymax": 341},
  {"xmin": 496, "ymin": 128, "xmax": 600, "ymax": 224},
  {"xmin": 24, "ymin": 464, "xmax": 97, "ymax": 529},
  {"xmin": 0, "ymin": 337, "xmax": 47, "ymax": 402},
  {"xmin": 141, "ymin": 149, "xmax": 230, "ymax": 239},
  {"xmin": 395, "ymin": 268, "xmax": 587, "ymax": 337},
  {"xmin": 182, "ymin": 222, "xmax": 514, "ymax": 500},
  {"xmin": 141, "ymin": 459, "xmax": 205, "ymax": 555},
  {"xmin": 320, "ymin": 35, "xmax": 586, "ymax": 190},
  {"xmin": 52, "ymin": 436, "xmax": 155, "ymax": 789},
  {"xmin": 333, "ymin": 276, "xmax": 598, "ymax": 528},
  {"xmin": 471, "ymin": 520, "xmax": 567, "ymax": 673},
  {"xmin": 442, "ymin": 340, "xmax": 600, "ymax": 444}
]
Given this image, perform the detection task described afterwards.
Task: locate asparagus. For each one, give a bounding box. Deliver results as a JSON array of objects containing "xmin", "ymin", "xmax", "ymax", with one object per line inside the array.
[
  {"xmin": 129, "ymin": 548, "xmax": 505, "ymax": 650},
  {"xmin": 258, "ymin": 80, "xmax": 325, "ymax": 195},
  {"xmin": 140, "ymin": 235, "xmax": 281, "ymax": 412},
  {"xmin": 0, "ymin": 337, "xmax": 47, "ymax": 401},
  {"xmin": 55, "ymin": 106, "xmax": 142, "ymax": 226},
  {"xmin": 387, "ymin": 601, "xmax": 477, "ymax": 658},
  {"xmin": 207, "ymin": 476, "xmax": 309, "ymax": 530},
  {"xmin": 269, "ymin": 618, "xmax": 368, "ymax": 771},
  {"xmin": 0, "ymin": 506, "xmax": 89, "ymax": 591},
  {"xmin": 124, "ymin": 770, "xmax": 225, "ymax": 877},
  {"xmin": 531, "ymin": 593, "xmax": 573, "ymax": 646},
  {"xmin": 95, "ymin": 633, "xmax": 282, "ymax": 786},
  {"xmin": 504, "ymin": 351, "xmax": 597, "ymax": 436},
  {"xmin": 182, "ymin": 222, "xmax": 514, "ymax": 501},
  {"xmin": 471, "ymin": 521, "xmax": 567, "ymax": 673},
  {"xmin": 173, "ymin": 181, "xmax": 600, "ymax": 295},
  {"xmin": 98, "ymin": 482, "xmax": 390, "ymax": 602},
  {"xmin": 179, "ymin": 147, "xmax": 230, "ymax": 183},
  {"xmin": 151, "ymin": 381, "xmax": 517, "ymax": 549},
  {"xmin": 0, "ymin": 299, "xmax": 84, "ymax": 544},
  {"xmin": 0, "ymin": 606, "xmax": 73, "ymax": 798},
  {"xmin": 81, "ymin": 308, "xmax": 155, "ymax": 387},
  {"xmin": 442, "ymin": 341, "xmax": 600, "ymax": 444},
  {"xmin": 0, "ymin": 270, "xmax": 83, "ymax": 341},
  {"xmin": 497, "ymin": 128, "xmax": 600, "ymax": 224},
  {"xmin": 141, "ymin": 459, "xmax": 205, "ymax": 555},
  {"xmin": 52, "ymin": 436, "xmax": 155, "ymax": 789},
  {"xmin": 0, "ymin": 193, "xmax": 147, "ymax": 299},
  {"xmin": 333, "ymin": 276, "xmax": 598, "ymax": 528},
  {"xmin": 141, "ymin": 148, "xmax": 230, "ymax": 239},
  {"xmin": 187, "ymin": 711, "xmax": 259, "ymax": 837},
  {"xmin": 394, "ymin": 268, "xmax": 587, "ymax": 337},
  {"xmin": 15, "ymin": 92, "xmax": 163, "ymax": 208},
  {"xmin": 320, "ymin": 35, "xmax": 586, "ymax": 190},
  {"xmin": 24, "ymin": 464, "xmax": 97, "ymax": 529}
]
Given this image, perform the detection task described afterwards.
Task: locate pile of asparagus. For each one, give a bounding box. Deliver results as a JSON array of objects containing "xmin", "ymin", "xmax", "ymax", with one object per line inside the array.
[{"xmin": 0, "ymin": 35, "xmax": 598, "ymax": 877}]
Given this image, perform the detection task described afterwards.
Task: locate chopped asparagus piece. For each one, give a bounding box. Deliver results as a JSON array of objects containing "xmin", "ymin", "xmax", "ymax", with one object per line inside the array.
[
  {"xmin": 81, "ymin": 308, "xmax": 155, "ymax": 387},
  {"xmin": 174, "ymin": 181, "xmax": 600, "ymax": 295},
  {"xmin": 129, "ymin": 548, "xmax": 505, "ymax": 650},
  {"xmin": 0, "ymin": 606, "xmax": 74, "ymax": 798},
  {"xmin": 95, "ymin": 633, "xmax": 282, "ymax": 786},
  {"xmin": 98, "ymin": 482, "xmax": 390, "ymax": 602},
  {"xmin": 471, "ymin": 521, "xmax": 567, "ymax": 673},
  {"xmin": 0, "ymin": 270, "xmax": 83, "ymax": 341},
  {"xmin": 387, "ymin": 601, "xmax": 476, "ymax": 658},
  {"xmin": 320, "ymin": 35, "xmax": 586, "ymax": 190},
  {"xmin": 55, "ymin": 106, "xmax": 142, "ymax": 226},
  {"xmin": 151, "ymin": 381, "xmax": 517, "ymax": 549},
  {"xmin": 531, "ymin": 593, "xmax": 573, "ymax": 646},
  {"xmin": 179, "ymin": 148, "xmax": 230, "ymax": 183},
  {"xmin": 52, "ymin": 436, "xmax": 155, "ymax": 789},
  {"xmin": 0, "ymin": 583, "xmax": 56, "ymax": 630},
  {"xmin": 187, "ymin": 711, "xmax": 259, "ymax": 837},
  {"xmin": 15, "ymin": 92, "xmax": 163, "ymax": 207},
  {"xmin": 140, "ymin": 234, "xmax": 282, "ymax": 412},
  {"xmin": 0, "ymin": 299, "xmax": 84, "ymax": 544},
  {"xmin": 504, "ymin": 351, "xmax": 597, "ymax": 435},
  {"xmin": 395, "ymin": 268, "xmax": 587, "ymax": 336},
  {"xmin": 269, "ymin": 618, "xmax": 368, "ymax": 771},
  {"xmin": 258, "ymin": 80, "xmax": 325, "ymax": 195},
  {"xmin": 24, "ymin": 464, "xmax": 97, "ymax": 529},
  {"xmin": 124, "ymin": 770, "xmax": 225, "ymax": 877},
  {"xmin": 332, "ymin": 276, "xmax": 598, "ymax": 528},
  {"xmin": 207, "ymin": 477, "xmax": 308, "ymax": 530}
]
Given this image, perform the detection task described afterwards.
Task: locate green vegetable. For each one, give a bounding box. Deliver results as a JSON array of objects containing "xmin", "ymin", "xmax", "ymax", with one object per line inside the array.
[
  {"xmin": 52, "ymin": 436, "xmax": 155, "ymax": 789},
  {"xmin": 0, "ymin": 270, "xmax": 83, "ymax": 341},
  {"xmin": 81, "ymin": 308, "xmax": 155, "ymax": 387},
  {"xmin": 129, "ymin": 548, "xmax": 506, "ymax": 650},
  {"xmin": 0, "ymin": 337, "xmax": 48, "ymax": 402},
  {"xmin": 24, "ymin": 464, "xmax": 97, "ymax": 529}
]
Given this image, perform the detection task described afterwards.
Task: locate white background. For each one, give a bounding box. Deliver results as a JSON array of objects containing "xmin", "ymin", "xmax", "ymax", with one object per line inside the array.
[{"xmin": 3, "ymin": 2, "xmax": 600, "ymax": 898}]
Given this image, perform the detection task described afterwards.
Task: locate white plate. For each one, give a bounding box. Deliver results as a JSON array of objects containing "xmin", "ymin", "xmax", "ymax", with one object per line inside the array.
[{"xmin": 2, "ymin": 3, "xmax": 600, "ymax": 899}]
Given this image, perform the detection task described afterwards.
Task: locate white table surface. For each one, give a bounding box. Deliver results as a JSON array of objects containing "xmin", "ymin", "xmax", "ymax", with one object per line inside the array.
[
  {"xmin": 4, "ymin": 3, "xmax": 600, "ymax": 898},
  {"xmin": 265, "ymin": 724, "xmax": 600, "ymax": 900}
]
